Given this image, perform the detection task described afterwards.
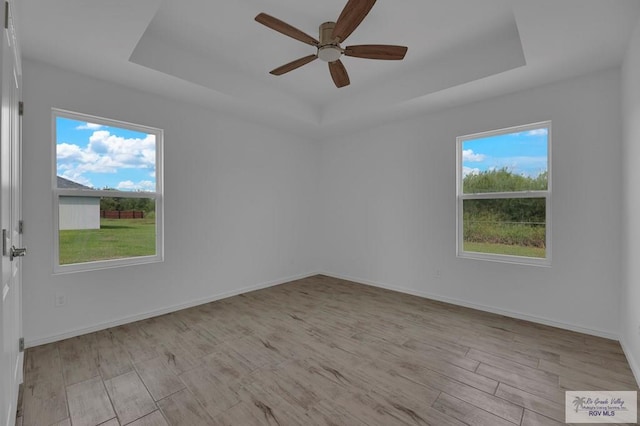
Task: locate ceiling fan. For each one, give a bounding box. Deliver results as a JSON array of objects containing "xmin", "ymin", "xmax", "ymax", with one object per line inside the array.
[{"xmin": 255, "ymin": 0, "xmax": 408, "ymax": 88}]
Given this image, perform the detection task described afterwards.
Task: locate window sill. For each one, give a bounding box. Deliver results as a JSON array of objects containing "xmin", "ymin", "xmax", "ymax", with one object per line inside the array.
[
  {"xmin": 53, "ymin": 255, "xmax": 163, "ymax": 275},
  {"xmin": 457, "ymin": 251, "xmax": 551, "ymax": 268}
]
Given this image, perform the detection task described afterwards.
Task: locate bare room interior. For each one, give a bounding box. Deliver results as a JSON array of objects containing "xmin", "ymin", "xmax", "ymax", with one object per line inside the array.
[{"xmin": 1, "ymin": 0, "xmax": 640, "ymax": 425}]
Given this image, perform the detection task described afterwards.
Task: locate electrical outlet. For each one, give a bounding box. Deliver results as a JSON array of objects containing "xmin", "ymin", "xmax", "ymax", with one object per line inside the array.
[
  {"xmin": 434, "ymin": 269, "xmax": 442, "ymax": 280},
  {"xmin": 54, "ymin": 293, "xmax": 66, "ymax": 307},
  {"xmin": 637, "ymin": 324, "xmax": 640, "ymax": 336}
]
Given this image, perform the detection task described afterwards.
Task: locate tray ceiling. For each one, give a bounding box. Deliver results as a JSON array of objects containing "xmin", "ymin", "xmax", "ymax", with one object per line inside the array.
[{"xmin": 16, "ymin": 0, "xmax": 640, "ymax": 137}]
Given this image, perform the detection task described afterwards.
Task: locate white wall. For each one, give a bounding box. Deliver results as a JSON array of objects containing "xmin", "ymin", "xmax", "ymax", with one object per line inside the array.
[
  {"xmin": 621, "ymin": 16, "xmax": 640, "ymax": 384},
  {"xmin": 21, "ymin": 57, "xmax": 630, "ymax": 354},
  {"xmin": 22, "ymin": 59, "xmax": 319, "ymax": 345},
  {"xmin": 319, "ymin": 68, "xmax": 623, "ymax": 338},
  {"xmin": 59, "ymin": 197, "xmax": 100, "ymax": 230}
]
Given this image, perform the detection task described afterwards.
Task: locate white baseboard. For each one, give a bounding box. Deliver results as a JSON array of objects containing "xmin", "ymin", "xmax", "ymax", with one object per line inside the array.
[
  {"xmin": 619, "ymin": 338, "xmax": 640, "ymax": 388},
  {"xmin": 25, "ymin": 271, "xmax": 320, "ymax": 348},
  {"xmin": 27, "ymin": 270, "xmax": 625, "ymax": 351},
  {"xmin": 321, "ymin": 272, "xmax": 620, "ymax": 340}
]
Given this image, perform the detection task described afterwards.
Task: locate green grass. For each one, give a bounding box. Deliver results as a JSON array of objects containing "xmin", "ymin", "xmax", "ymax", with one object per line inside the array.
[
  {"xmin": 59, "ymin": 218, "xmax": 156, "ymax": 265},
  {"xmin": 464, "ymin": 241, "xmax": 545, "ymax": 258}
]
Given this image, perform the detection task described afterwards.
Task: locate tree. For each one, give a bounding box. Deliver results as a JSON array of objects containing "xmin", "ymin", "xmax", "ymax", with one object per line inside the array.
[
  {"xmin": 463, "ymin": 168, "xmax": 547, "ymax": 193},
  {"xmin": 100, "ymin": 196, "xmax": 155, "ymax": 213},
  {"xmin": 463, "ymin": 169, "xmax": 547, "ymax": 247},
  {"xmin": 463, "ymin": 168, "xmax": 546, "ymax": 223}
]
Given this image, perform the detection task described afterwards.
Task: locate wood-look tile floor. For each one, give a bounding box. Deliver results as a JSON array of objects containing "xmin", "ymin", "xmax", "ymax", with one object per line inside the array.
[{"xmin": 18, "ymin": 275, "xmax": 639, "ymax": 426}]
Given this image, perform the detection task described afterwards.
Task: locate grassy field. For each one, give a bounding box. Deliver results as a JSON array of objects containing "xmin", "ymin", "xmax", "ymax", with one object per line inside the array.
[
  {"xmin": 464, "ymin": 241, "xmax": 545, "ymax": 258},
  {"xmin": 59, "ymin": 218, "xmax": 156, "ymax": 265}
]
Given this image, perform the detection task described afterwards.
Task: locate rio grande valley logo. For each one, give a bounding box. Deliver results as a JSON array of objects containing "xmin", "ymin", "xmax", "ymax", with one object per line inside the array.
[{"xmin": 566, "ymin": 391, "xmax": 637, "ymax": 423}]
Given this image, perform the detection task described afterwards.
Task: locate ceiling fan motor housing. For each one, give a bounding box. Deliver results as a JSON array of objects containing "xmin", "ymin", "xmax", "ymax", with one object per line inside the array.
[{"xmin": 317, "ymin": 22, "xmax": 342, "ymax": 62}]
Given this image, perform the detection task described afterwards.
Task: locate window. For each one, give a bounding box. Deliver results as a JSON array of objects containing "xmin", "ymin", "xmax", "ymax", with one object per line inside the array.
[
  {"xmin": 53, "ymin": 109, "xmax": 163, "ymax": 273},
  {"xmin": 456, "ymin": 122, "xmax": 551, "ymax": 266}
]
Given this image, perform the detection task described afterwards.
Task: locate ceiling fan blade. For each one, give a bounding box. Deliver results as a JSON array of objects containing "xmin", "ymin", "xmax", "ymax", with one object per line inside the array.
[
  {"xmin": 329, "ymin": 60, "xmax": 350, "ymax": 88},
  {"xmin": 344, "ymin": 44, "xmax": 408, "ymax": 60},
  {"xmin": 270, "ymin": 55, "xmax": 318, "ymax": 76},
  {"xmin": 255, "ymin": 13, "xmax": 319, "ymax": 46},
  {"xmin": 331, "ymin": 0, "xmax": 376, "ymax": 43}
]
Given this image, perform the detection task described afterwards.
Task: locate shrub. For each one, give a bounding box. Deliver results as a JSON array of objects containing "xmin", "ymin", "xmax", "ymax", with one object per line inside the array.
[{"xmin": 463, "ymin": 212, "xmax": 545, "ymax": 248}]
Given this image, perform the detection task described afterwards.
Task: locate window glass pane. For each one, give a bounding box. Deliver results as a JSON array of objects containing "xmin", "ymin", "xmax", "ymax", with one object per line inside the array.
[
  {"xmin": 56, "ymin": 116, "xmax": 156, "ymax": 192},
  {"xmin": 462, "ymin": 127, "xmax": 548, "ymax": 194},
  {"xmin": 59, "ymin": 197, "xmax": 156, "ymax": 265},
  {"xmin": 463, "ymin": 198, "xmax": 546, "ymax": 258}
]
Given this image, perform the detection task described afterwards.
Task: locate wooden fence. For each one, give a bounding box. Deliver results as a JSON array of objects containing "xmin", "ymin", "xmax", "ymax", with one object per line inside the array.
[{"xmin": 101, "ymin": 210, "xmax": 144, "ymax": 219}]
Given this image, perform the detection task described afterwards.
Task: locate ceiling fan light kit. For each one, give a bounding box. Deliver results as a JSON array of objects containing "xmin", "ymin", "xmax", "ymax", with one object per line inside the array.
[
  {"xmin": 317, "ymin": 45, "xmax": 343, "ymax": 62},
  {"xmin": 255, "ymin": 0, "xmax": 408, "ymax": 88}
]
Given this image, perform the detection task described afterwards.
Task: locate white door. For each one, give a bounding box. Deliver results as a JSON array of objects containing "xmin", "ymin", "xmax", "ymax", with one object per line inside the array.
[{"xmin": 0, "ymin": 1, "xmax": 22, "ymax": 425}]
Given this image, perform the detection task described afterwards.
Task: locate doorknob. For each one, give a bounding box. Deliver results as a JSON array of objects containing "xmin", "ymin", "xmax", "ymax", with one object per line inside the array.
[{"xmin": 9, "ymin": 246, "xmax": 26, "ymax": 261}]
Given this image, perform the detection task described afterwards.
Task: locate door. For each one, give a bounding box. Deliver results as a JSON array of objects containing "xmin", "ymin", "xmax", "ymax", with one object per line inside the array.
[{"xmin": 0, "ymin": 1, "xmax": 22, "ymax": 425}]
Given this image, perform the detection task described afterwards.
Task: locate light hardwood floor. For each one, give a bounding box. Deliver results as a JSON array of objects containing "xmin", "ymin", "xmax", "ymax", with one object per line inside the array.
[{"xmin": 18, "ymin": 275, "xmax": 639, "ymax": 425}]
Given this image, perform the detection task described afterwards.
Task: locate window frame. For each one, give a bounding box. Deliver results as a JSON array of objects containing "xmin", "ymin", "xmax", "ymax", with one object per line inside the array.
[
  {"xmin": 456, "ymin": 121, "xmax": 552, "ymax": 267},
  {"xmin": 52, "ymin": 108, "xmax": 164, "ymax": 274}
]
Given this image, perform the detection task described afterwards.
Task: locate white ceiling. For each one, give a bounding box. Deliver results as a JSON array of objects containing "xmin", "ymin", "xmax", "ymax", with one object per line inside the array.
[{"xmin": 16, "ymin": 0, "xmax": 640, "ymax": 138}]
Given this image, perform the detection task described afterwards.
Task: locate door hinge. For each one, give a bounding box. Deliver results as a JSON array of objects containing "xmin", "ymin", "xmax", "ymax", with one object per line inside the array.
[
  {"xmin": 19, "ymin": 337, "xmax": 24, "ymax": 352},
  {"xmin": 18, "ymin": 220, "xmax": 23, "ymax": 234},
  {"xmin": 18, "ymin": 101, "xmax": 23, "ymax": 116},
  {"xmin": 4, "ymin": 2, "xmax": 8, "ymax": 30}
]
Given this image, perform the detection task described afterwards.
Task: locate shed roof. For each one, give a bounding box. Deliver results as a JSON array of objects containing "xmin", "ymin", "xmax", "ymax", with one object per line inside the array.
[{"xmin": 57, "ymin": 176, "xmax": 92, "ymax": 189}]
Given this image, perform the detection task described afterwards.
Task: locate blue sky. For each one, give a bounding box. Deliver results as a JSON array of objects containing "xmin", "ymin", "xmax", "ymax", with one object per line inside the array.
[
  {"xmin": 56, "ymin": 117, "xmax": 156, "ymax": 191},
  {"xmin": 462, "ymin": 128, "xmax": 548, "ymax": 178}
]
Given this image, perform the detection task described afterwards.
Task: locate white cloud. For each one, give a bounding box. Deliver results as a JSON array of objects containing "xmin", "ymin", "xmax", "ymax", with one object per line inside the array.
[
  {"xmin": 513, "ymin": 128, "xmax": 548, "ymax": 137},
  {"xmin": 116, "ymin": 180, "xmax": 155, "ymax": 191},
  {"xmin": 463, "ymin": 166, "xmax": 481, "ymax": 177},
  {"xmin": 462, "ymin": 149, "xmax": 485, "ymax": 162},
  {"xmin": 57, "ymin": 130, "xmax": 156, "ymax": 185},
  {"xmin": 60, "ymin": 171, "xmax": 94, "ymax": 188},
  {"xmin": 56, "ymin": 143, "xmax": 84, "ymax": 161},
  {"xmin": 525, "ymin": 129, "xmax": 548, "ymax": 136},
  {"xmin": 489, "ymin": 156, "xmax": 547, "ymax": 177},
  {"xmin": 75, "ymin": 122, "xmax": 104, "ymax": 130}
]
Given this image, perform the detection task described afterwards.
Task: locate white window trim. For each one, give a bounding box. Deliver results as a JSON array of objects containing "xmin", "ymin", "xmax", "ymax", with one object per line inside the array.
[
  {"xmin": 52, "ymin": 108, "xmax": 164, "ymax": 274},
  {"xmin": 456, "ymin": 121, "xmax": 552, "ymax": 267}
]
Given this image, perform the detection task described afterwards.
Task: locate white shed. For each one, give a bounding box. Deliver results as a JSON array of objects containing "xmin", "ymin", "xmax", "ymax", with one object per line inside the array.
[{"xmin": 57, "ymin": 177, "xmax": 100, "ymax": 230}]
